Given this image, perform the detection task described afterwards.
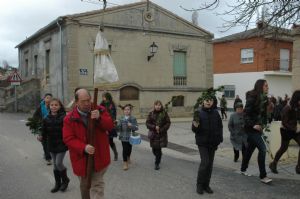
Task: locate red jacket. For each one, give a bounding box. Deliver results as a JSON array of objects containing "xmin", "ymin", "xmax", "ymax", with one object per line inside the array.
[{"xmin": 63, "ymin": 106, "xmax": 113, "ymax": 177}]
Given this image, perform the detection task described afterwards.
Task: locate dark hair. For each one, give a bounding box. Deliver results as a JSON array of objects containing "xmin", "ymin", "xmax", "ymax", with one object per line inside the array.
[
  {"xmin": 289, "ymin": 90, "xmax": 300, "ymax": 110},
  {"xmin": 50, "ymin": 98, "xmax": 66, "ymax": 113},
  {"xmin": 75, "ymin": 88, "xmax": 91, "ymax": 102},
  {"xmin": 235, "ymin": 102, "xmax": 243, "ymax": 109},
  {"xmin": 101, "ymin": 92, "xmax": 115, "ymax": 106},
  {"xmin": 119, "ymin": 104, "xmax": 134, "ymax": 110},
  {"xmin": 74, "ymin": 87, "xmax": 81, "ymax": 94},
  {"xmin": 253, "ymin": 79, "xmax": 267, "ymax": 94},
  {"xmin": 44, "ymin": 93, "xmax": 52, "ymax": 98}
]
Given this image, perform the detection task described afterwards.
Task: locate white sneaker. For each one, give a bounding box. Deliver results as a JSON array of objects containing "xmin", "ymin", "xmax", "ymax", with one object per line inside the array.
[
  {"xmin": 239, "ymin": 171, "xmax": 252, "ymax": 176},
  {"xmin": 260, "ymin": 177, "xmax": 272, "ymax": 184}
]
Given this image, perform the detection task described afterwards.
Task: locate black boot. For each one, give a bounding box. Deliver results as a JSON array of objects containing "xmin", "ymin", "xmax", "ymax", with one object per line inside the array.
[
  {"xmin": 154, "ymin": 163, "xmax": 160, "ymax": 170},
  {"xmin": 111, "ymin": 144, "xmax": 118, "ymax": 161},
  {"xmin": 269, "ymin": 161, "xmax": 278, "ymax": 174},
  {"xmin": 51, "ymin": 170, "xmax": 61, "ymax": 193},
  {"xmin": 196, "ymin": 185, "xmax": 204, "ymax": 194},
  {"xmin": 60, "ymin": 169, "xmax": 70, "ymax": 192},
  {"xmin": 204, "ymin": 186, "xmax": 213, "ymax": 194}
]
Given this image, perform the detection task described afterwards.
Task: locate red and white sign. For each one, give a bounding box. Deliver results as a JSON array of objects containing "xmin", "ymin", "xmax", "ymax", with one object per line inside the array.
[{"xmin": 8, "ymin": 70, "xmax": 22, "ymax": 86}]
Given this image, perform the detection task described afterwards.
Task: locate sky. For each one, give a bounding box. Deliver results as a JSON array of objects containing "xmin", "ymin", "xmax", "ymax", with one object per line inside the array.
[{"xmin": 0, "ymin": 0, "xmax": 245, "ymax": 67}]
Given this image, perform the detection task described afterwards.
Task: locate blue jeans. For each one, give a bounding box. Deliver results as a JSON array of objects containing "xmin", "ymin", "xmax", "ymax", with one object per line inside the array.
[{"xmin": 241, "ymin": 130, "xmax": 267, "ymax": 179}]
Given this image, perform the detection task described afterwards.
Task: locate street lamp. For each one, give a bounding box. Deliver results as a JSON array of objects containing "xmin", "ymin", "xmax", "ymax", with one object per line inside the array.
[{"xmin": 147, "ymin": 42, "xmax": 158, "ymax": 61}]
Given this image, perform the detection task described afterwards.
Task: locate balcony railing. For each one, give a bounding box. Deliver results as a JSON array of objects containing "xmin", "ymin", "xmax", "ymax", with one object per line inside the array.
[
  {"xmin": 173, "ymin": 76, "xmax": 186, "ymax": 86},
  {"xmin": 264, "ymin": 59, "xmax": 292, "ymax": 72}
]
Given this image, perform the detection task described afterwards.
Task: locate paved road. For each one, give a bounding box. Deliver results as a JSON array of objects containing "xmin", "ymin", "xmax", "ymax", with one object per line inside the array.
[{"xmin": 1, "ymin": 113, "xmax": 300, "ymax": 199}]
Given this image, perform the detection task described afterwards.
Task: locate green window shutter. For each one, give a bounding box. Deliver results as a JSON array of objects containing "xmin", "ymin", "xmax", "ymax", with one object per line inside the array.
[{"xmin": 173, "ymin": 51, "xmax": 186, "ymax": 77}]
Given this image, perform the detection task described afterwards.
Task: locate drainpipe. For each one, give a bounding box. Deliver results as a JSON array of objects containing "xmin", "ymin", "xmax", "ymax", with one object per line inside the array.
[{"xmin": 57, "ymin": 18, "xmax": 64, "ymax": 103}]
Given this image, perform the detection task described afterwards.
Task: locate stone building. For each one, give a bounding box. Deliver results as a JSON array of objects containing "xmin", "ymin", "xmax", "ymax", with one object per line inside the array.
[{"xmin": 16, "ymin": 1, "xmax": 213, "ymax": 117}]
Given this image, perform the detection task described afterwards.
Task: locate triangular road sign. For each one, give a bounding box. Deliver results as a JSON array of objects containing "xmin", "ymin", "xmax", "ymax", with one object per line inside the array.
[{"xmin": 8, "ymin": 70, "xmax": 22, "ymax": 83}]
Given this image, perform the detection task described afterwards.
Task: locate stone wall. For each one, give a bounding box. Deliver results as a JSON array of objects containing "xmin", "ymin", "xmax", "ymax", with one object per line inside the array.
[{"xmin": 0, "ymin": 79, "xmax": 40, "ymax": 112}]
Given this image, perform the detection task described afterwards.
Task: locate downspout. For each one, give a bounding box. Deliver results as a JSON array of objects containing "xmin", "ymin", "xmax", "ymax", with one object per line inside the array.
[{"xmin": 57, "ymin": 18, "xmax": 64, "ymax": 103}]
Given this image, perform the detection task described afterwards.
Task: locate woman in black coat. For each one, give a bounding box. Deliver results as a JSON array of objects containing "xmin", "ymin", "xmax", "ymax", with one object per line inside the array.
[
  {"xmin": 192, "ymin": 96, "xmax": 223, "ymax": 195},
  {"xmin": 146, "ymin": 100, "xmax": 171, "ymax": 170},
  {"xmin": 41, "ymin": 98, "xmax": 69, "ymax": 193}
]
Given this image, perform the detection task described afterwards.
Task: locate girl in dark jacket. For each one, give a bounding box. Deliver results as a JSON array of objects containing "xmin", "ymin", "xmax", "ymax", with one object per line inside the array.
[
  {"xmin": 269, "ymin": 90, "xmax": 300, "ymax": 174},
  {"xmin": 146, "ymin": 100, "xmax": 171, "ymax": 170},
  {"xmin": 41, "ymin": 98, "xmax": 69, "ymax": 193},
  {"xmin": 100, "ymin": 92, "xmax": 118, "ymax": 161},
  {"xmin": 192, "ymin": 96, "xmax": 223, "ymax": 195},
  {"xmin": 33, "ymin": 93, "xmax": 52, "ymax": 165},
  {"xmin": 240, "ymin": 79, "xmax": 272, "ymax": 184}
]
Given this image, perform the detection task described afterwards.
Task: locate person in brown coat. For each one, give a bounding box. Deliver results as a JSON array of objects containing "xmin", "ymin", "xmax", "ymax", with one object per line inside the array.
[
  {"xmin": 146, "ymin": 100, "xmax": 171, "ymax": 170},
  {"xmin": 269, "ymin": 90, "xmax": 300, "ymax": 174}
]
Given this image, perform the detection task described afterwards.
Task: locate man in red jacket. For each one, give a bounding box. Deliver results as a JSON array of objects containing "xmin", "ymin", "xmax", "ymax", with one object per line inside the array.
[{"xmin": 63, "ymin": 88, "xmax": 113, "ymax": 199}]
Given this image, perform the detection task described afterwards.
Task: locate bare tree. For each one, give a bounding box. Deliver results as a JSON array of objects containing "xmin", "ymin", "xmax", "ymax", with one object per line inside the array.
[{"xmin": 181, "ymin": 0, "xmax": 300, "ymax": 31}]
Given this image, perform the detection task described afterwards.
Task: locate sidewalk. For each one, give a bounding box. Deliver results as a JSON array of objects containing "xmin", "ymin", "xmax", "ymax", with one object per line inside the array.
[{"xmin": 137, "ymin": 114, "xmax": 300, "ymax": 181}]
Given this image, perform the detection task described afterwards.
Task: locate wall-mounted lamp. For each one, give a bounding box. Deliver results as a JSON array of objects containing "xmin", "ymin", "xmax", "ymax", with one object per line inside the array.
[{"xmin": 147, "ymin": 42, "xmax": 158, "ymax": 61}]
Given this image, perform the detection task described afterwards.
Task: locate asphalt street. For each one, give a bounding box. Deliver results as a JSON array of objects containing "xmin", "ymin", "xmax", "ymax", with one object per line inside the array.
[{"xmin": 1, "ymin": 113, "xmax": 300, "ymax": 199}]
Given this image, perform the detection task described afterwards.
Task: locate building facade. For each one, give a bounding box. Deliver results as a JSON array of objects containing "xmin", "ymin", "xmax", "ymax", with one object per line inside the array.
[
  {"xmin": 16, "ymin": 1, "xmax": 214, "ymax": 117},
  {"xmin": 213, "ymin": 24, "xmax": 293, "ymax": 109}
]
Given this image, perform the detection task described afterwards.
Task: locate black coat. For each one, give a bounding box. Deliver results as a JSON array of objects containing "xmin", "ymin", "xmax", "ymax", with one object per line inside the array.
[
  {"xmin": 146, "ymin": 110, "xmax": 171, "ymax": 149},
  {"xmin": 42, "ymin": 111, "xmax": 68, "ymax": 153},
  {"xmin": 244, "ymin": 92, "xmax": 268, "ymax": 129},
  {"xmin": 192, "ymin": 107, "xmax": 223, "ymax": 148}
]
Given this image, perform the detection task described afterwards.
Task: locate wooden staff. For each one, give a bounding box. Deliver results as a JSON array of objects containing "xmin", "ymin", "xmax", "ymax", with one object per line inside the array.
[{"xmin": 85, "ymin": 88, "xmax": 98, "ymax": 189}]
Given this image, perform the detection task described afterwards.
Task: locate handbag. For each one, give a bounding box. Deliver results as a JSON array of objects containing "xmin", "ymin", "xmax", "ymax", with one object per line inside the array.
[
  {"xmin": 129, "ymin": 132, "xmax": 141, "ymax": 145},
  {"xmin": 148, "ymin": 130, "xmax": 155, "ymax": 139}
]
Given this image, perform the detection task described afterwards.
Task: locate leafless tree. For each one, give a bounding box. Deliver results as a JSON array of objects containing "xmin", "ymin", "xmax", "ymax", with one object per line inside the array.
[{"xmin": 181, "ymin": 0, "xmax": 300, "ymax": 31}]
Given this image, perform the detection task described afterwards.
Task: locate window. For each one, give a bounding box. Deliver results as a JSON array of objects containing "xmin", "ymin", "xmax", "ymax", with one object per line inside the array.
[
  {"xmin": 241, "ymin": 48, "xmax": 254, "ymax": 64},
  {"xmin": 25, "ymin": 59, "xmax": 29, "ymax": 77},
  {"xmin": 279, "ymin": 49, "xmax": 290, "ymax": 71},
  {"xmin": 33, "ymin": 55, "xmax": 38, "ymax": 76},
  {"xmin": 45, "ymin": 50, "xmax": 50, "ymax": 82},
  {"xmin": 172, "ymin": 95, "xmax": 184, "ymax": 107},
  {"xmin": 120, "ymin": 86, "xmax": 139, "ymax": 101},
  {"xmin": 108, "ymin": 44, "xmax": 112, "ymax": 54},
  {"xmin": 224, "ymin": 85, "xmax": 235, "ymax": 98},
  {"xmin": 173, "ymin": 51, "xmax": 187, "ymax": 86}
]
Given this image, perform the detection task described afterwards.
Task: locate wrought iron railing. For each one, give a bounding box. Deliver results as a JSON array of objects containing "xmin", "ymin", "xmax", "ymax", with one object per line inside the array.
[
  {"xmin": 264, "ymin": 59, "xmax": 292, "ymax": 71},
  {"xmin": 173, "ymin": 76, "xmax": 187, "ymax": 86}
]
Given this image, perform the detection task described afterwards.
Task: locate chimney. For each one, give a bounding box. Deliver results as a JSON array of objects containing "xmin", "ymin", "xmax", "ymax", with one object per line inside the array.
[{"xmin": 256, "ymin": 20, "xmax": 267, "ymax": 29}]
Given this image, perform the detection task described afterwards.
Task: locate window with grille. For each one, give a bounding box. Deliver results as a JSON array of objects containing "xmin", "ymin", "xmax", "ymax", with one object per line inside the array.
[
  {"xmin": 241, "ymin": 48, "xmax": 254, "ymax": 64},
  {"xmin": 224, "ymin": 85, "xmax": 235, "ymax": 98},
  {"xmin": 173, "ymin": 51, "xmax": 187, "ymax": 86}
]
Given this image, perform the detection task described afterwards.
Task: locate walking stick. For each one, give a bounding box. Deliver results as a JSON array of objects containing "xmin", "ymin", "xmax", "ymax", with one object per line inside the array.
[{"xmin": 85, "ymin": 88, "xmax": 98, "ymax": 189}]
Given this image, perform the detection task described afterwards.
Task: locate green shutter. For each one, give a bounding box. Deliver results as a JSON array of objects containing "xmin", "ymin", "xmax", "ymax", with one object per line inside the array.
[{"xmin": 173, "ymin": 51, "xmax": 186, "ymax": 77}]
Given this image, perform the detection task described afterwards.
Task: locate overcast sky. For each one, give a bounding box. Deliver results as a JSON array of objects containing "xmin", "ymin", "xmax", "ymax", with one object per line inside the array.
[{"xmin": 0, "ymin": 0, "xmax": 245, "ymax": 67}]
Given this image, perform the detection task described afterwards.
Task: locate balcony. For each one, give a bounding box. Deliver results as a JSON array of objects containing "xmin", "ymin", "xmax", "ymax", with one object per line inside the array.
[
  {"xmin": 173, "ymin": 76, "xmax": 186, "ymax": 86},
  {"xmin": 264, "ymin": 59, "xmax": 292, "ymax": 72}
]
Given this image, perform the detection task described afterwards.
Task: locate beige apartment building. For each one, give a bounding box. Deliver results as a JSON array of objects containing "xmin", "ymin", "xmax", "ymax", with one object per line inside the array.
[{"xmin": 16, "ymin": 1, "xmax": 214, "ymax": 117}]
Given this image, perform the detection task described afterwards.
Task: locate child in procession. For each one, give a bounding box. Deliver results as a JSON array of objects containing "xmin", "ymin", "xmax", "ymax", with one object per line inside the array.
[
  {"xmin": 41, "ymin": 98, "xmax": 69, "ymax": 193},
  {"xmin": 117, "ymin": 104, "xmax": 138, "ymax": 170},
  {"xmin": 33, "ymin": 93, "xmax": 53, "ymax": 165},
  {"xmin": 228, "ymin": 102, "xmax": 247, "ymax": 162},
  {"xmin": 192, "ymin": 94, "xmax": 223, "ymax": 195}
]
